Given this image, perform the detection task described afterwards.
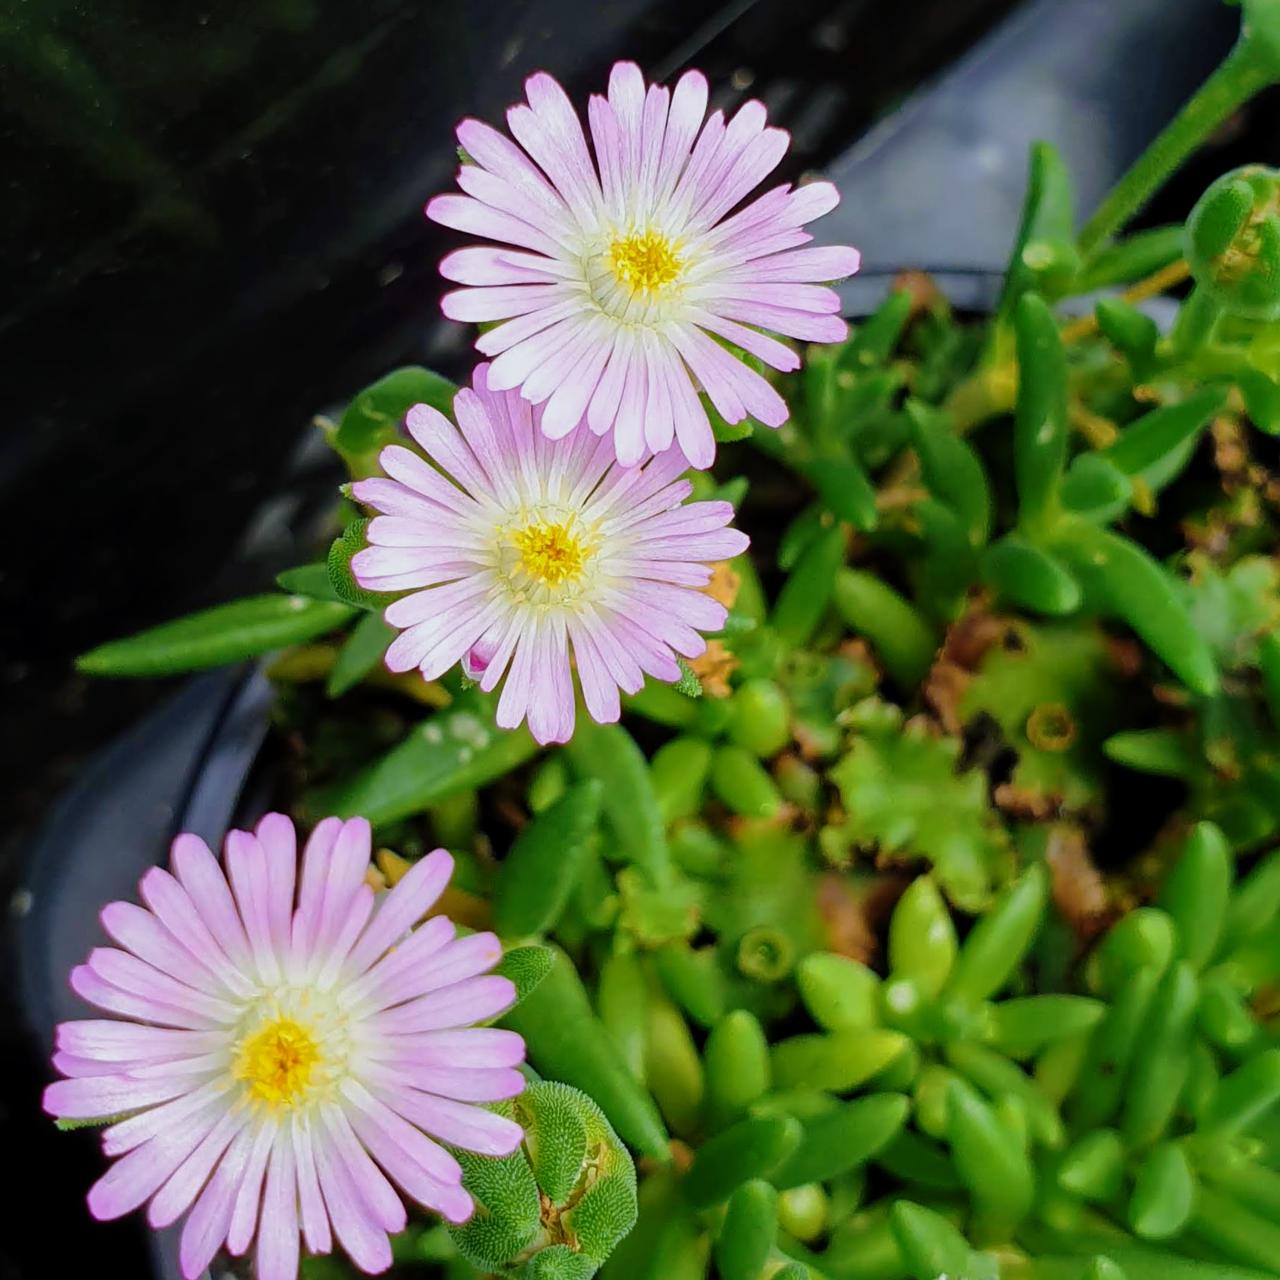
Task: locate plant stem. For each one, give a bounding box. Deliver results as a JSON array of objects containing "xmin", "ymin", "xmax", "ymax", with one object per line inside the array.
[
  {"xmin": 1168, "ymin": 284, "xmax": 1224, "ymax": 357},
  {"xmin": 1078, "ymin": 40, "xmax": 1276, "ymax": 258},
  {"xmin": 1060, "ymin": 258, "xmax": 1192, "ymax": 344}
]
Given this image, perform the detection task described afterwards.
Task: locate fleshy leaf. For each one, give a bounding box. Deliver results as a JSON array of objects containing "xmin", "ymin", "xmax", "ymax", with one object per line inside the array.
[
  {"xmin": 959, "ymin": 621, "xmax": 1127, "ymax": 815},
  {"xmin": 77, "ymin": 594, "xmax": 355, "ymax": 677},
  {"xmin": 829, "ymin": 705, "xmax": 1011, "ymax": 909},
  {"xmin": 495, "ymin": 945, "xmax": 556, "ymax": 1009}
]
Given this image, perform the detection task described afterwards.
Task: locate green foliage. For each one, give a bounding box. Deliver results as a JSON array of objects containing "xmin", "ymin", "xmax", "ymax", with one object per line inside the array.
[
  {"xmin": 1187, "ymin": 165, "xmax": 1280, "ymax": 320},
  {"xmin": 326, "ymin": 609, "xmax": 395, "ymax": 697},
  {"xmin": 829, "ymin": 705, "xmax": 1011, "ymax": 910},
  {"xmin": 494, "ymin": 945, "xmax": 556, "ymax": 1007},
  {"xmin": 331, "ymin": 366, "xmax": 458, "ymax": 477},
  {"xmin": 327, "ymin": 518, "xmax": 384, "ymax": 610},
  {"xmin": 494, "ymin": 781, "xmax": 603, "ymax": 939},
  {"xmin": 449, "ymin": 1081, "xmax": 638, "ymax": 1277},
  {"xmin": 76, "ymin": 594, "xmax": 355, "ymax": 676},
  {"xmin": 959, "ymin": 621, "xmax": 1124, "ymax": 815},
  {"xmin": 75, "ymin": 19, "xmax": 1280, "ymax": 1279},
  {"xmin": 303, "ymin": 692, "xmax": 538, "ymax": 827}
]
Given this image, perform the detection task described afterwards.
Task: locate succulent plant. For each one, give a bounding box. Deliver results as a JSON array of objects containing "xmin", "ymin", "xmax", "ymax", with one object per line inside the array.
[
  {"xmin": 71, "ymin": 3, "xmax": 1280, "ymax": 1277},
  {"xmin": 449, "ymin": 1082, "xmax": 638, "ymax": 1278}
]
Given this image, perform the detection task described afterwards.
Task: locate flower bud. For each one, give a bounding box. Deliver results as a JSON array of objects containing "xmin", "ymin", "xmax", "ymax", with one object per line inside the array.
[
  {"xmin": 1186, "ymin": 165, "xmax": 1280, "ymax": 319},
  {"xmin": 449, "ymin": 1081, "xmax": 638, "ymax": 1277}
]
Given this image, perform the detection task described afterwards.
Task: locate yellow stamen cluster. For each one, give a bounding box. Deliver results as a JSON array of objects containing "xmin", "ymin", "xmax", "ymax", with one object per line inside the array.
[
  {"xmin": 513, "ymin": 520, "xmax": 588, "ymax": 586},
  {"xmin": 607, "ymin": 230, "xmax": 683, "ymax": 294},
  {"xmin": 234, "ymin": 1017, "xmax": 320, "ymax": 1108}
]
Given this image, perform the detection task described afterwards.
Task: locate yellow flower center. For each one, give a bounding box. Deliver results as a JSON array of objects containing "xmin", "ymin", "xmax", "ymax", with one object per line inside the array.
[
  {"xmin": 607, "ymin": 230, "xmax": 683, "ymax": 294},
  {"xmin": 513, "ymin": 520, "xmax": 588, "ymax": 586},
  {"xmin": 234, "ymin": 1017, "xmax": 320, "ymax": 1108}
]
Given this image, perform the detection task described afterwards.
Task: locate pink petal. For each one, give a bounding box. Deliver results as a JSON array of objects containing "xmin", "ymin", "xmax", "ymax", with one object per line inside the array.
[
  {"xmin": 179, "ymin": 1123, "xmax": 256, "ymax": 1280},
  {"xmin": 381, "ymin": 1064, "xmax": 525, "ymax": 1103},
  {"xmin": 87, "ymin": 1108, "xmax": 218, "ymax": 1221},
  {"xmin": 138, "ymin": 868, "xmax": 253, "ymax": 999},
  {"xmin": 425, "ymin": 193, "xmax": 562, "ymax": 257},
  {"xmin": 440, "ymin": 245, "xmax": 566, "ymax": 286},
  {"xmin": 103, "ymin": 1077, "xmax": 230, "ymax": 1157},
  {"xmin": 225, "ymin": 830, "xmax": 282, "ymax": 985},
  {"xmin": 320, "ymin": 1104, "xmax": 406, "ymax": 1235},
  {"xmin": 86, "ymin": 948, "xmax": 237, "ymax": 1024},
  {"xmin": 713, "ymin": 296, "xmax": 848, "ymax": 342},
  {"xmin": 568, "ymin": 622, "xmax": 622, "ymax": 726},
  {"xmin": 313, "ymin": 818, "xmax": 374, "ymax": 959},
  {"xmin": 730, "ymin": 243, "xmax": 861, "ymax": 282},
  {"xmin": 226, "ymin": 1119, "xmax": 277, "ymax": 1255},
  {"xmin": 69, "ymin": 963, "xmax": 210, "ymax": 1030},
  {"xmin": 147, "ymin": 1106, "xmax": 247, "ymax": 1226},
  {"xmin": 256, "ymin": 1132, "xmax": 300, "ymax": 1280},
  {"xmin": 688, "ymin": 307, "xmax": 801, "ymax": 372},
  {"xmin": 348, "ymin": 916, "xmax": 458, "ymax": 1013},
  {"xmin": 100, "ymin": 902, "xmax": 227, "ymax": 997},
  {"xmin": 342, "ymin": 1079, "xmax": 463, "ymax": 1184},
  {"xmin": 56, "ymin": 1020, "xmax": 216, "ymax": 1065},
  {"xmin": 359, "ymin": 930, "xmax": 501, "ymax": 1014},
  {"xmin": 385, "ymin": 1089, "xmax": 524, "ymax": 1157},
  {"xmin": 344, "ymin": 849, "xmax": 454, "ymax": 977},
  {"xmin": 43, "ymin": 1072, "xmax": 189, "ymax": 1120},
  {"xmin": 292, "ymin": 1115, "xmax": 333, "ymax": 1254},
  {"xmin": 312, "ymin": 1123, "xmax": 393, "ymax": 1274},
  {"xmin": 254, "ymin": 813, "xmax": 298, "ymax": 957},
  {"xmin": 292, "ymin": 817, "xmax": 343, "ymax": 959},
  {"xmin": 372, "ymin": 975, "xmax": 517, "ymax": 1035},
  {"xmin": 169, "ymin": 834, "xmax": 250, "ymax": 967},
  {"xmin": 342, "ymin": 1086, "xmax": 472, "ymax": 1225},
  {"xmin": 380, "ymin": 1028, "xmax": 527, "ymax": 1070},
  {"xmin": 656, "ymin": 70, "xmax": 710, "ymax": 200},
  {"xmin": 442, "ymin": 283, "xmax": 568, "ymax": 324}
]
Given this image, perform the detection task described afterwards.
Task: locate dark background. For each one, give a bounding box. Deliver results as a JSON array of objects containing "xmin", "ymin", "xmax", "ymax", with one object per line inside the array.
[{"xmin": 0, "ymin": 0, "xmax": 1255, "ymax": 1276}]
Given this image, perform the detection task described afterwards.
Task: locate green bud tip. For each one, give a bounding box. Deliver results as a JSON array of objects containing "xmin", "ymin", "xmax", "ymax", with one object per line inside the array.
[{"xmin": 1186, "ymin": 165, "xmax": 1280, "ymax": 319}]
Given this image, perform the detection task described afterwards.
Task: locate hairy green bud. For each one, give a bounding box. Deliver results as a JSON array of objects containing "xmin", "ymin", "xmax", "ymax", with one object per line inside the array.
[
  {"xmin": 1187, "ymin": 165, "xmax": 1280, "ymax": 319},
  {"xmin": 449, "ymin": 1081, "xmax": 638, "ymax": 1277}
]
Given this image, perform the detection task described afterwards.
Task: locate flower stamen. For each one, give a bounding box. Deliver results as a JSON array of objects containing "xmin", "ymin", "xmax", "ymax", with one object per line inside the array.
[
  {"xmin": 607, "ymin": 231, "xmax": 683, "ymax": 294},
  {"xmin": 513, "ymin": 520, "xmax": 589, "ymax": 587},
  {"xmin": 234, "ymin": 1017, "xmax": 320, "ymax": 1108}
]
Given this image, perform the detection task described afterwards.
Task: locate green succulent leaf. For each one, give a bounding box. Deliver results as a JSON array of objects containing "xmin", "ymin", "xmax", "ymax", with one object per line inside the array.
[
  {"xmin": 450, "ymin": 1135, "xmax": 542, "ymax": 1270},
  {"xmin": 1182, "ymin": 553, "xmax": 1280, "ymax": 670},
  {"xmin": 304, "ymin": 692, "xmax": 538, "ymax": 827},
  {"xmin": 326, "ymin": 519, "xmax": 384, "ymax": 611},
  {"xmin": 959, "ymin": 620, "xmax": 1126, "ymax": 814},
  {"xmin": 495, "ymin": 945, "xmax": 557, "ymax": 1009},
  {"xmin": 829, "ymin": 707, "xmax": 1011, "ymax": 909},
  {"xmin": 1000, "ymin": 141, "xmax": 1079, "ymax": 311},
  {"xmin": 325, "ymin": 609, "xmax": 395, "ymax": 697},
  {"xmin": 76, "ymin": 594, "xmax": 356, "ymax": 677},
  {"xmin": 1051, "ymin": 519, "xmax": 1219, "ymax": 698},
  {"xmin": 276, "ymin": 562, "xmax": 346, "ymax": 604},
  {"xmin": 332, "ymin": 366, "xmax": 458, "ymax": 476},
  {"xmin": 982, "ymin": 535, "xmax": 1083, "ymax": 616}
]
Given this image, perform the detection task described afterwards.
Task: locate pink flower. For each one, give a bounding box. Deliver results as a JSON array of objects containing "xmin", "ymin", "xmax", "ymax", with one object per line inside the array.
[
  {"xmin": 44, "ymin": 815, "xmax": 525, "ymax": 1280},
  {"xmin": 350, "ymin": 365, "xmax": 749, "ymax": 745},
  {"xmin": 427, "ymin": 61, "xmax": 860, "ymax": 468}
]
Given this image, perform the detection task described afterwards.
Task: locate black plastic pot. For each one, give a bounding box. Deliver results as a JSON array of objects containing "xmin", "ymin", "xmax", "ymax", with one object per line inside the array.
[{"xmin": 8, "ymin": 1, "xmax": 1239, "ymax": 1277}]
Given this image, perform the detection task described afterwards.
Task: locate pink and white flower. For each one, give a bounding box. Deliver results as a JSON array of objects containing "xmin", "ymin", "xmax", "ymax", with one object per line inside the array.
[
  {"xmin": 44, "ymin": 814, "xmax": 525, "ymax": 1280},
  {"xmin": 427, "ymin": 61, "xmax": 860, "ymax": 468},
  {"xmin": 350, "ymin": 365, "xmax": 749, "ymax": 745}
]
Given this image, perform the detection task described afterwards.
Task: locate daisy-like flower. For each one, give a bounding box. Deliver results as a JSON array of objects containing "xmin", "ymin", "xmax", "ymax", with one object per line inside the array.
[
  {"xmin": 44, "ymin": 814, "xmax": 525, "ymax": 1280},
  {"xmin": 350, "ymin": 365, "xmax": 749, "ymax": 745},
  {"xmin": 427, "ymin": 61, "xmax": 860, "ymax": 468}
]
